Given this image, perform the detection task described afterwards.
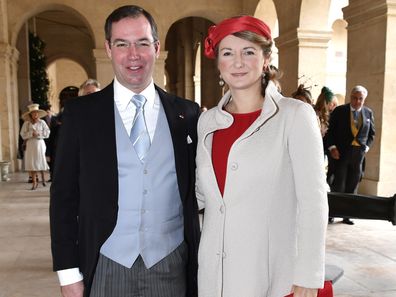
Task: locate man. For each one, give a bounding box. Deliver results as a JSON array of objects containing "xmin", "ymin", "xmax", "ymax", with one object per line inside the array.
[
  {"xmin": 50, "ymin": 5, "xmax": 200, "ymax": 297},
  {"xmin": 325, "ymin": 85, "xmax": 375, "ymax": 225},
  {"xmin": 78, "ymin": 78, "xmax": 101, "ymax": 96}
]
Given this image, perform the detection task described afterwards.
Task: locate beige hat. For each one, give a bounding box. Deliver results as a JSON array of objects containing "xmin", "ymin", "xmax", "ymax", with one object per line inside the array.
[{"xmin": 22, "ymin": 104, "xmax": 47, "ymax": 121}]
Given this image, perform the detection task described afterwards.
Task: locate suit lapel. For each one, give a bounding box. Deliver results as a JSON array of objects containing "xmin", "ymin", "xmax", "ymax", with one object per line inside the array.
[{"xmin": 155, "ymin": 86, "xmax": 189, "ymax": 202}]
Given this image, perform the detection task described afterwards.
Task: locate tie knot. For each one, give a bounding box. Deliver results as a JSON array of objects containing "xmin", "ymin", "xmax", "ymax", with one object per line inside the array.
[{"xmin": 132, "ymin": 94, "xmax": 147, "ymax": 109}]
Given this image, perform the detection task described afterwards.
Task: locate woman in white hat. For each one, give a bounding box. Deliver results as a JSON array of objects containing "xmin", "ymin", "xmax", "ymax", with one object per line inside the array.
[{"xmin": 20, "ymin": 103, "xmax": 50, "ymax": 190}]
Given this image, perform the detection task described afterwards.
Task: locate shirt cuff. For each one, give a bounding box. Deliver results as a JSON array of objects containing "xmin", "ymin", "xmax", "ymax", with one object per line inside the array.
[
  {"xmin": 57, "ymin": 268, "xmax": 84, "ymax": 286},
  {"xmin": 328, "ymin": 145, "xmax": 336, "ymax": 151}
]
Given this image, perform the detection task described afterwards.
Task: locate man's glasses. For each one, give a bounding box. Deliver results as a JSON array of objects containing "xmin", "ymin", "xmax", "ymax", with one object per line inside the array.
[{"xmin": 110, "ymin": 39, "xmax": 157, "ymax": 52}]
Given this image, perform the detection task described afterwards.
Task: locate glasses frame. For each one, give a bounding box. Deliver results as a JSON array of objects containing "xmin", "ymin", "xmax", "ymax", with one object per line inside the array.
[{"xmin": 109, "ymin": 39, "xmax": 158, "ymax": 52}]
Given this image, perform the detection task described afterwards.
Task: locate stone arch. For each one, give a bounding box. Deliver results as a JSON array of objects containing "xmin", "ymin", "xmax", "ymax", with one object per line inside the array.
[
  {"xmin": 12, "ymin": 4, "xmax": 96, "ymax": 114},
  {"xmin": 10, "ymin": 3, "xmax": 94, "ymax": 47},
  {"xmin": 254, "ymin": 0, "xmax": 279, "ymax": 67},
  {"xmin": 47, "ymin": 57, "xmax": 88, "ymax": 113},
  {"xmin": 165, "ymin": 16, "xmax": 221, "ymax": 108}
]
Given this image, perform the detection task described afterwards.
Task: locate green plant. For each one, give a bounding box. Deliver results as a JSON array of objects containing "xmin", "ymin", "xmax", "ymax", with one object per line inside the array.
[{"xmin": 29, "ymin": 32, "xmax": 49, "ymax": 107}]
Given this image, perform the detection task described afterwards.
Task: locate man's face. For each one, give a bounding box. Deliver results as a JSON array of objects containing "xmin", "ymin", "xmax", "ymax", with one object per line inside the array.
[
  {"xmin": 105, "ymin": 16, "xmax": 160, "ymax": 93},
  {"xmin": 350, "ymin": 91, "xmax": 366, "ymax": 110}
]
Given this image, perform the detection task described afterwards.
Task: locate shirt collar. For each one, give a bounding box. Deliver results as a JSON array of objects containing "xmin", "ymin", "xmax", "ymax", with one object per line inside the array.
[
  {"xmin": 350, "ymin": 105, "xmax": 362, "ymax": 112},
  {"xmin": 113, "ymin": 77, "xmax": 157, "ymax": 109}
]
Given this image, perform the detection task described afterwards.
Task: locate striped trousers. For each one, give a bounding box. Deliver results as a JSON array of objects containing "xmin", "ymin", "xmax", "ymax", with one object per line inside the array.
[{"xmin": 90, "ymin": 242, "xmax": 187, "ymax": 297}]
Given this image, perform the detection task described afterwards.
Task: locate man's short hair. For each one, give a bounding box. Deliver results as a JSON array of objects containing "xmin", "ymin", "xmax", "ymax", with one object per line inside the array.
[
  {"xmin": 351, "ymin": 85, "xmax": 368, "ymax": 98},
  {"xmin": 104, "ymin": 5, "xmax": 158, "ymax": 43}
]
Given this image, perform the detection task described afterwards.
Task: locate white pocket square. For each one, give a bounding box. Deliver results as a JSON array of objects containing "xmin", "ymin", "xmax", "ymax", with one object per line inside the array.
[{"xmin": 187, "ymin": 135, "xmax": 193, "ymax": 144}]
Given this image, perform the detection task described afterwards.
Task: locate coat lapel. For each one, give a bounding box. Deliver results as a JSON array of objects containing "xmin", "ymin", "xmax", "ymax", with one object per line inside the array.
[{"xmin": 155, "ymin": 86, "xmax": 189, "ymax": 202}]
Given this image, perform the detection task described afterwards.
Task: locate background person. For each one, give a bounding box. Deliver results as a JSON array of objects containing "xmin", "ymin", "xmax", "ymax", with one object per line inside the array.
[
  {"xmin": 314, "ymin": 86, "xmax": 337, "ymax": 137},
  {"xmin": 196, "ymin": 15, "xmax": 328, "ymax": 297},
  {"xmin": 47, "ymin": 86, "xmax": 79, "ymax": 182},
  {"xmin": 20, "ymin": 103, "xmax": 50, "ymax": 190},
  {"xmin": 50, "ymin": 5, "xmax": 200, "ymax": 297},
  {"xmin": 291, "ymin": 84, "xmax": 313, "ymax": 105},
  {"xmin": 325, "ymin": 85, "xmax": 375, "ymax": 225},
  {"xmin": 78, "ymin": 78, "xmax": 101, "ymax": 96}
]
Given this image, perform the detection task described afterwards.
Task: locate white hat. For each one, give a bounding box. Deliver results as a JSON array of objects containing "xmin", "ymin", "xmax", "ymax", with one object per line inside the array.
[{"xmin": 22, "ymin": 104, "xmax": 47, "ymax": 121}]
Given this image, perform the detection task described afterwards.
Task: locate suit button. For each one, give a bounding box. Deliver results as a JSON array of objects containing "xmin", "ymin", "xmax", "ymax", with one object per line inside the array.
[
  {"xmin": 219, "ymin": 206, "xmax": 224, "ymax": 213},
  {"xmin": 143, "ymin": 189, "xmax": 148, "ymax": 195},
  {"xmin": 143, "ymin": 169, "xmax": 148, "ymax": 174},
  {"xmin": 222, "ymin": 252, "xmax": 226, "ymax": 258}
]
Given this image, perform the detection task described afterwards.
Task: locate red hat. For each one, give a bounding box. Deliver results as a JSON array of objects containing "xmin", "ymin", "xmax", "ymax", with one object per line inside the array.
[{"xmin": 204, "ymin": 15, "xmax": 272, "ymax": 59}]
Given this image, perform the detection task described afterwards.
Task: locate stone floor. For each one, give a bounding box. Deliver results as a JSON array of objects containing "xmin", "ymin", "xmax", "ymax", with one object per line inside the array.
[{"xmin": 0, "ymin": 172, "xmax": 395, "ymax": 297}]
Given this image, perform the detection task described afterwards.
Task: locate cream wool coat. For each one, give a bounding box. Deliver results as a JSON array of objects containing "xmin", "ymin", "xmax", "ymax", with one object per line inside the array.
[{"xmin": 196, "ymin": 82, "xmax": 328, "ymax": 297}]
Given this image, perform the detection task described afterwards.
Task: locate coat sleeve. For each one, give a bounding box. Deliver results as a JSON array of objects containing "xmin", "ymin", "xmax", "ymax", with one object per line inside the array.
[
  {"xmin": 49, "ymin": 101, "xmax": 81, "ymax": 271},
  {"xmin": 288, "ymin": 103, "xmax": 328, "ymax": 288},
  {"xmin": 195, "ymin": 113, "xmax": 207, "ymax": 211},
  {"xmin": 366, "ymin": 108, "xmax": 375, "ymax": 148}
]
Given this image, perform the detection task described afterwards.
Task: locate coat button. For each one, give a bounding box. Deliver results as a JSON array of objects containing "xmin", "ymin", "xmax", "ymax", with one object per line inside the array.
[
  {"xmin": 222, "ymin": 252, "xmax": 226, "ymax": 258},
  {"xmin": 219, "ymin": 206, "xmax": 224, "ymax": 213},
  {"xmin": 230, "ymin": 162, "xmax": 238, "ymax": 170}
]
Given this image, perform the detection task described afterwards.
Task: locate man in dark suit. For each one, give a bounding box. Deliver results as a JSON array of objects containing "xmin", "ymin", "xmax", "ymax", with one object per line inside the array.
[
  {"xmin": 325, "ymin": 85, "xmax": 375, "ymax": 225},
  {"xmin": 50, "ymin": 5, "xmax": 200, "ymax": 297}
]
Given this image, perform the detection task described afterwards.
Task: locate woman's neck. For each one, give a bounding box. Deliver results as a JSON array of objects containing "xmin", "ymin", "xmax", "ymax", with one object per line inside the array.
[{"xmin": 225, "ymin": 88, "xmax": 264, "ymax": 114}]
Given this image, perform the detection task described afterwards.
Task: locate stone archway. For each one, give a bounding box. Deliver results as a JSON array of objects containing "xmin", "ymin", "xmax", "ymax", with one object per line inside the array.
[
  {"xmin": 165, "ymin": 17, "xmax": 220, "ymax": 108},
  {"xmin": 15, "ymin": 7, "xmax": 95, "ymax": 112},
  {"xmin": 47, "ymin": 58, "xmax": 88, "ymax": 113}
]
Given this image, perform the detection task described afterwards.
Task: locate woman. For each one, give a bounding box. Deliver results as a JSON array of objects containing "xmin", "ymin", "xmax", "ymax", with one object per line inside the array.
[
  {"xmin": 292, "ymin": 84, "xmax": 313, "ymax": 105},
  {"xmin": 196, "ymin": 16, "xmax": 328, "ymax": 297},
  {"xmin": 20, "ymin": 103, "xmax": 50, "ymax": 190},
  {"xmin": 314, "ymin": 86, "xmax": 336, "ymax": 137}
]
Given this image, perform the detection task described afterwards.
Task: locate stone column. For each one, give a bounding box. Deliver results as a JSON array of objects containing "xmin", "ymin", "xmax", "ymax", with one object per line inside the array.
[
  {"xmin": 0, "ymin": 43, "xmax": 19, "ymax": 170},
  {"xmin": 276, "ymin": 29, "xmax": 332, "ymax": 99},
  {"xmin": 154, "ymin": 51, "xmax": 168, "ymax": 89},
  {"xmin": 93, "ymin": 48, "xmax": 113, "ymax": 87},
  {"xmin": 344, "ymin": 0, "xmax": 396, "ymax": 196}
]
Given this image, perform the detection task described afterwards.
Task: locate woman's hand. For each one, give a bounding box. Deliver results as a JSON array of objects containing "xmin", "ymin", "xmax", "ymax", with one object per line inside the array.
[{"xmin": 290, "ymin": 285, "xmax": 318, "ymax": 297}]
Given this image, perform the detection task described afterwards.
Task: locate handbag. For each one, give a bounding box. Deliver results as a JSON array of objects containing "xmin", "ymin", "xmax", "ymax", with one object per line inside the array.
[{"xmin": 284, "ymin": 280, "xmax": 333, "ymax": 297}]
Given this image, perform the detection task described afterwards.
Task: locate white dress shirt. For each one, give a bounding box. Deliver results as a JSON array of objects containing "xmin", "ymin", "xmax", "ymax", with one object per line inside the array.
[{"xmin": 56, "ymin": 78, "xmax": 160, "ymax": 286}]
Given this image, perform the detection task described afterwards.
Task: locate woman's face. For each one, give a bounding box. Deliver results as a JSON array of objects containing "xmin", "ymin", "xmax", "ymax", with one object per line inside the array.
[
  {"xmin": 30, "ymin": 111, "xmax": 39, "ymax": 120},
  {"xmin": 217, "ymin": 34, "xmax": 267, "ymax": 92}
]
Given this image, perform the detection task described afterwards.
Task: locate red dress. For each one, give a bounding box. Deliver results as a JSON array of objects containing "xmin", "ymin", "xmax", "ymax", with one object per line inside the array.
[{"xmin": 212, "ymin": 109, "xmax": 261, "ymax": 196}]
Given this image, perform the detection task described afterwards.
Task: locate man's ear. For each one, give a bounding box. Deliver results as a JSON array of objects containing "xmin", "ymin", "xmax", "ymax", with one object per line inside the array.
[
  {"xmin": 154, "ymin": 41, "xmax": 161, "ymax": 58},
  {"xmin": 104, "ymin": 40, "xmax": 112, "ymax": 60}
]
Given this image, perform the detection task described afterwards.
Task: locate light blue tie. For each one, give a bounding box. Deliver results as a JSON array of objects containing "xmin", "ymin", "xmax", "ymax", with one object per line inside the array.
[
  {"xmin": 353, "ymin": 110, "xmax": 359, "ymax": 127},
  {"xmin": 130, "ymin": 95, "xmax": 150, "ymax": 162}
]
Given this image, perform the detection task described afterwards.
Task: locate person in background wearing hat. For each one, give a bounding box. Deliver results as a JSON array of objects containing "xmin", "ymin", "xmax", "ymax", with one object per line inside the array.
[
  {"xmin": 314, "ymin": 86, "xmax": 337, "ymax": 138},
  {"xmin": 195, "ymin": 15, "xmax": 328, "ymax": 297},
  {"xmin": 20, "ymin": 103, "xmax": 50, "ymax": 190}
]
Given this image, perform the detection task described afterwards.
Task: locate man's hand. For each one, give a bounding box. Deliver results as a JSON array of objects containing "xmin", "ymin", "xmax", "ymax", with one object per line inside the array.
[
  {"xmin": 60, "ymin": 281, "xmax": 84, "ymax": 297},
  {"xmin": 291, "ymin": 285, "xmax": 318, "ymax": 297},
  {"xmin": 330, "ymin": 147, "xmax": 340, "ymax": 160}
]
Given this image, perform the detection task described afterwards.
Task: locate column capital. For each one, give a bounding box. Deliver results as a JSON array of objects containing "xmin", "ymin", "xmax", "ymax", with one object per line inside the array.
[
  {"xmin": 275, "ymin": 29, "xmax": 332, "ymax": 49},
  {"xmin": 343, "ymin": 1, "xmax": 396, "ymax": 28},
  {"xmin": 92, "ymin": 48, "xmax": 109, "ymax": 63},
  {"xmin": 0, "ymin": 42, "xmax": 12, "ymax": 58}
]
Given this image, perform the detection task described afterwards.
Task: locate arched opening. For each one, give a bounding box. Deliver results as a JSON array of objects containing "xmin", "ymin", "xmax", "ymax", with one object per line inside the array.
[
  {"xmin": 15, "ymin": 7, "xmax": 95, "ymax": 113},
  {"xmin": 47, "ymin": 58, "xmax": 87, "ymax": 113},
  {"xmin": 254, "ymin": 0, "xmax": 279, "ymax": 68},
  {"xmin": 326, "ymin": 19, "xmax": 347, "ymax": 102},
  {"xmin": 165, "ymin": 16, "xmax": 220, "ymax": 108}
]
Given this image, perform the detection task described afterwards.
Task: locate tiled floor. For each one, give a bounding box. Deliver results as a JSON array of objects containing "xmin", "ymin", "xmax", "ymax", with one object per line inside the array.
[{"xmin": 0, "ymin": 172, "xmax": 395, "ymax": 297}]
